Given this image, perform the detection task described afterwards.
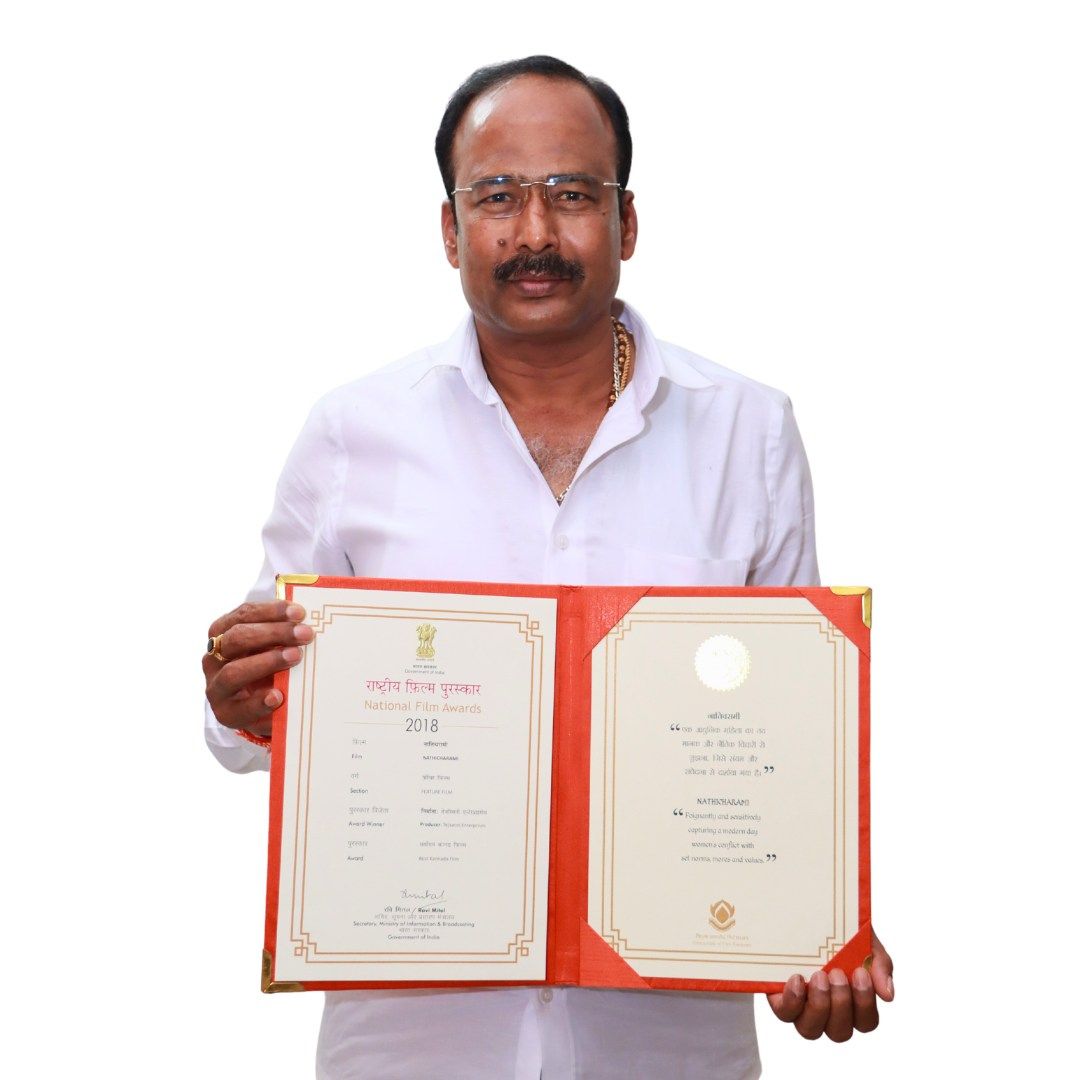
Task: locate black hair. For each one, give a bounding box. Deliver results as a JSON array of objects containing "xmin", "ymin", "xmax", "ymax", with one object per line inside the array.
[{"xmin": 434, "ymin": 55, "xmax": 632, "ymax": 199}]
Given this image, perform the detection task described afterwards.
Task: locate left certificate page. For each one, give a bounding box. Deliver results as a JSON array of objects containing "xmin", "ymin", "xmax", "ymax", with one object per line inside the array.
[{"xmin": 269, "ymin": 584, "xmax": 557, "ymax": 985}]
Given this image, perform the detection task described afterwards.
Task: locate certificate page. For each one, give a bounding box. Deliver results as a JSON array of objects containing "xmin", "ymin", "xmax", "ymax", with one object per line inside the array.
[
  {"xmin": 273, "ymin": 586, "xmax": 557, "ymax": 983},
  {"xmin": 588, "ymin": 595, "xmax": 861, "ymax": 983}
]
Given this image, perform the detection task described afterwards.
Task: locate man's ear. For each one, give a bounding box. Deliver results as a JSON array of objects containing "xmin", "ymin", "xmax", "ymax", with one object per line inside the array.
[
  {"xmin": 441, "ymin": 201, "xmax": 460, "ymax": 268},
  {"xmin": 619, "ymin": 190, "xmax": 638, "ymax": 261}
]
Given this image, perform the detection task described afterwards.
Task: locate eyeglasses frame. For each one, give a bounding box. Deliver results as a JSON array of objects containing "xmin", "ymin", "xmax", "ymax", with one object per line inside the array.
[{"xmin": 450, "ymin": 174, "xmax": 623, "ymax": 218}]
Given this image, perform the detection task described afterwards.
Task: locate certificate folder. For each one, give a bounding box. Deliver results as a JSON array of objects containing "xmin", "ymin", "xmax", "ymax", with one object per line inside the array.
[{"xmin": 262, "ymin": 576, "xmax": 871, "ymax": 995}]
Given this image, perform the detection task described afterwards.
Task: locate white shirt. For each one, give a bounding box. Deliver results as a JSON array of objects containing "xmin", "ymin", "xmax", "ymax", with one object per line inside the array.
[{"xmin": 207, "ymin": 302, "xmax": 819, "ymax": 1079}]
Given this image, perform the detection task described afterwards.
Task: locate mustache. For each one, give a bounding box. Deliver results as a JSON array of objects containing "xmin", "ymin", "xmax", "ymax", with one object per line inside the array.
[{"xmin": 492, "ymin": 252, "xmax": 585, "ymax": 283}]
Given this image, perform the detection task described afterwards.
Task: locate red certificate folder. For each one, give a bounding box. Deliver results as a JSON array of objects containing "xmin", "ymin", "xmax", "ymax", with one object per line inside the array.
[{"xmin": 262, "ymin": 576, "xmax": 871, "ymax": 994}]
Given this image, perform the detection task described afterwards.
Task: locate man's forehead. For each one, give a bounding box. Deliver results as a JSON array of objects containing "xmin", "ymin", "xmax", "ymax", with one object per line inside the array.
[{"xmin": 453, "ymin": 75, "xmax": 617, "ymax": 177}]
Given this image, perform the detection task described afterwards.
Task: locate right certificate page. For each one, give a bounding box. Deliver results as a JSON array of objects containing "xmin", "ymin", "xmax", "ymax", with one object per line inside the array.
[{"xmin": 587, "ymin": 593, "xmax": 864, "ymax": 984}]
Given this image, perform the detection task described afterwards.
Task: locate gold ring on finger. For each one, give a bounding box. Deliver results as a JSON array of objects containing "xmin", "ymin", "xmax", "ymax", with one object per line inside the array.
[{"xmin": 207, "ymin": 634, "xmax": 227, "ymax": 662}]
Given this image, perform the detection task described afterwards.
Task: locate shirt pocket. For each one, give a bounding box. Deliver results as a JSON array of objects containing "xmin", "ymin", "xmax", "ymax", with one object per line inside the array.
[{"xmin": 621, "ymin": 548, "xmax": 749, "ymax": 586}]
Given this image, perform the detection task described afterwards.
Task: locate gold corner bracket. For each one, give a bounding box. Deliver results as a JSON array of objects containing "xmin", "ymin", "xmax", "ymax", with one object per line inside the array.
[
  {"xmin": 829, "ymin": 586, "xmax": 872, "ymax": 629},
  {"xmin": 261, "ymin": 949, "xmax": 305, "ymax": 994},
  {"xmin": 275, "ymin": 573, "xmax": 321, "ymax": 600}
]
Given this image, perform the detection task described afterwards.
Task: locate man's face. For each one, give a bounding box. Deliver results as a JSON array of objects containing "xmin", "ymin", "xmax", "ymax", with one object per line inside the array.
[{"xmin": 441, "ymin": 75, "xmax": 637, "ymax": 342}]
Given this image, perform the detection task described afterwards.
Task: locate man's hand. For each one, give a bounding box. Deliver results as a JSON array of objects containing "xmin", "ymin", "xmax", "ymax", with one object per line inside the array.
[
  {"xmin": 203, "ymin": 601, "xmax": 311, "ymax": 739},
  {"xmin": 767, "ymin": 929, "xmax": 893, "ymax": 1042}
]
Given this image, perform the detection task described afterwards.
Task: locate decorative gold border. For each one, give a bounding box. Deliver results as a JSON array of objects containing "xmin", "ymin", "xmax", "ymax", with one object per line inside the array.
[
  {"xmin": 591, "ymin": 605, "xmax": 860, "ymax": 972},
  {"xmin": 275, "ymin": 573, "xmax": 320, "ymax": 600},
  {"xmin": 296, "ymin": 606, "xmax": 542, "ymax": 962},
  {"xmin": 605, "ymin": 614, "xmax": 843, "ymax": 961},
  {"xmin": 829, "ymin": 585, "xmax": 872, "ymax": 629},
  {"xmin": 276, "ymin": 592, "xmax": 553, "ymax": 977},
  {"xmin": 261, "ymin": 949, "xmax": 304, "ymax": 993}
]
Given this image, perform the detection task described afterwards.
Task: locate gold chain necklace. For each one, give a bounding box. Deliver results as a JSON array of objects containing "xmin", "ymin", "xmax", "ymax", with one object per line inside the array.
[{"xmin": 555, "ymin": 317, "xmax": 633, "ymax": 505}]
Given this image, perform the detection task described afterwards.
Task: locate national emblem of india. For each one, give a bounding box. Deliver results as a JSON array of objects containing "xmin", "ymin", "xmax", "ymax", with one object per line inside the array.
[{"xmin": 416, "ymin": 623, "xmax": 437, "ymax": 660}]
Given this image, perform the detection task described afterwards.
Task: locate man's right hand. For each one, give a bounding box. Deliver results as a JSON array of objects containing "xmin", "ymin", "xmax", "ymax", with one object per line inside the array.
[{"xmin": 203, "ymin": 601, "xmax": 311, "ymax": 739}]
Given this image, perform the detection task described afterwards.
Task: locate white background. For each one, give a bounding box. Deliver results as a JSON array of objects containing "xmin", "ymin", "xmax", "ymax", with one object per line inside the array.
[{"xmin": 2, "ymin": 2, "xmax": 1076, "ymax": 1076}]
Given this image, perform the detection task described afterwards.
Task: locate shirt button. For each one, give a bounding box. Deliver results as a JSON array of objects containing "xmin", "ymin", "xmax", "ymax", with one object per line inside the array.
[
  {"xmin": 539, "ymin": 987, "xmax": 553, "ymax": 1003},
  {"xmin": 555, "ymin": 534, "xmax": 569, "ymax": 551}
]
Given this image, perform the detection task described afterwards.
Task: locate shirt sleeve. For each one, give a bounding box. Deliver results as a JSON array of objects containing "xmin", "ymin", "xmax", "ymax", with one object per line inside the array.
[
  {"xmin": 747, "ymin": 396, "xmax": 820, "ymax": 587},
  {"xmin": 204, "ymin": 393, "xmax": 353, "ymax": 773}
]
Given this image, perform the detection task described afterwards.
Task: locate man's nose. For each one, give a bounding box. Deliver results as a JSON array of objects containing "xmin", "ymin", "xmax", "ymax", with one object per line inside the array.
[{"xmin": 512, "ymin": 184, "xmax": 559, "ymax": 250}]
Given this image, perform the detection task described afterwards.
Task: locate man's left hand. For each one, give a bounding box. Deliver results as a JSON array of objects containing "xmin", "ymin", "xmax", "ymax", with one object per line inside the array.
[{"xmin": 766, "ymin": 929, "xmax": 893, "ymax": 1042}]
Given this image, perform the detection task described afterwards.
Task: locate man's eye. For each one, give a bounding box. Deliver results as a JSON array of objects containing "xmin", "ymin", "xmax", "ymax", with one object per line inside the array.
[
  {"xmin": 552, "ymin": 190, "xmax": 595, "ymax": 210},
  {"xmin": 479, "ymin": 191, "xmax": 515, "ymax": 205}
]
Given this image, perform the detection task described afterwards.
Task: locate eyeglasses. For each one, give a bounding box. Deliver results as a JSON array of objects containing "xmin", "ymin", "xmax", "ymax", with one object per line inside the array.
[{"xmin": 451, "ymin": 174, "xmax": 621, "ymax": 218}]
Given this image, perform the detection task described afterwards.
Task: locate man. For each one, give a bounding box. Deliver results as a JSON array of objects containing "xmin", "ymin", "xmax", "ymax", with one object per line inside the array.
[{"xmin": 204, "ymin": 56, "xmax": 892, "ymax": 1079}]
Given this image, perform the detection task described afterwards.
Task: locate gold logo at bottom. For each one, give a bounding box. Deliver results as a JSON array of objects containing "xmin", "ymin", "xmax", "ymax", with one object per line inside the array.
[{"xmin": 709, "ymin": 899, "xmax": 736, "ymax": 932}]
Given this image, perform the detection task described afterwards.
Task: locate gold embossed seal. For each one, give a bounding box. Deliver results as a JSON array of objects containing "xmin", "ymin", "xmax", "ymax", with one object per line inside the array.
[{"xmin": 694, "ymin": 635, "xmax": 751, "ymax": 692}]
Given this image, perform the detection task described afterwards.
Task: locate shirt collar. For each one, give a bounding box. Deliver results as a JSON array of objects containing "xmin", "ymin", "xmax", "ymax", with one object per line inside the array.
[
  {"xmin": 410, "ymin": 314, "xmax": 498, "ymax": 403},
  {"xmin": 411, "ymin": 299, "xmax": 715, "ymax": 407}
]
